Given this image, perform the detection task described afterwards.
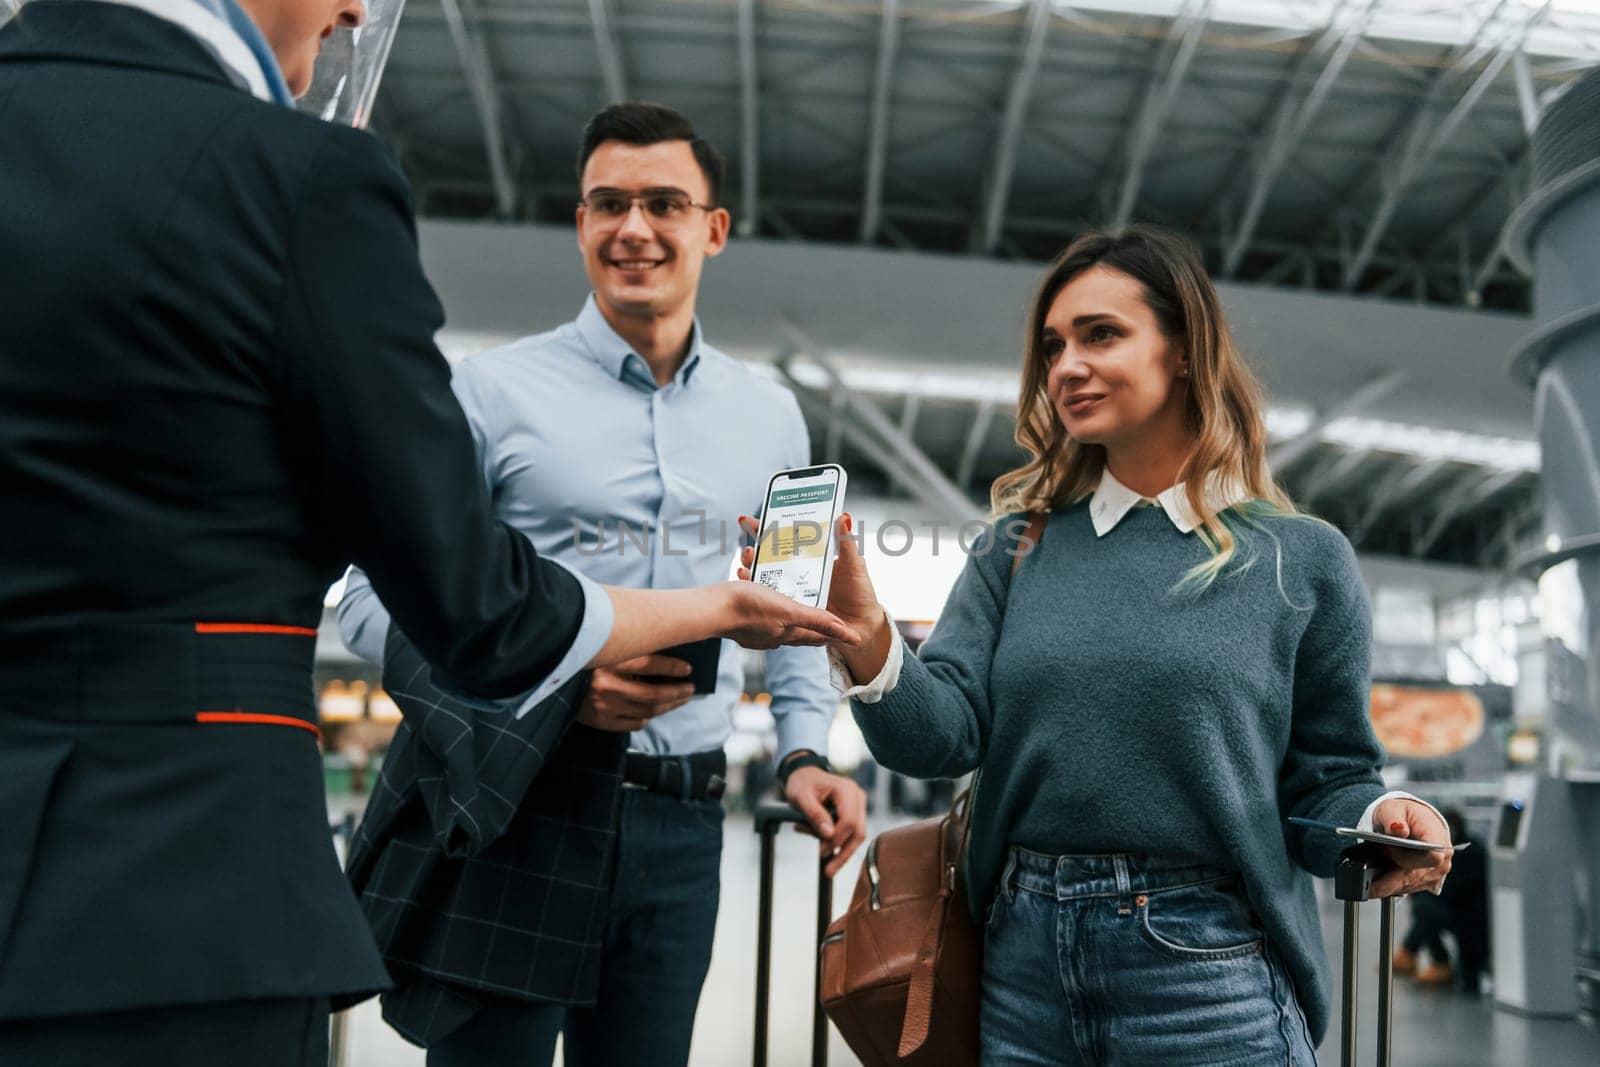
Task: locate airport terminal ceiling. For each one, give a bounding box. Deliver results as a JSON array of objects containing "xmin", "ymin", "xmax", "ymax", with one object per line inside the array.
[{"xmin": 366, "ymin": 0, "xmax": 1600, "ymax": 570}]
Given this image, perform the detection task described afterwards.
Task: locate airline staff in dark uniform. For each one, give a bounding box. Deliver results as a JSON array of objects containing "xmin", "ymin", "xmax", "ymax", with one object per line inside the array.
[{"xmin": 0, "ymin": 1, "xmax": 854, "ymax": 1063}]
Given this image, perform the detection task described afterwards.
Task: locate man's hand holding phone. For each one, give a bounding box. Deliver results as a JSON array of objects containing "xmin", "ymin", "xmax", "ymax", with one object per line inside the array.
[{"xmin": 577, "ymin": 654, "xmax": 698, "ymax": 733}]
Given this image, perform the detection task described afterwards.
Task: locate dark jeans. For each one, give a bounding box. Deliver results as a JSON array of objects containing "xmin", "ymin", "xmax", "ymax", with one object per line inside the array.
[
  {"xmin": 564, "ymin": 787, "xmax": 725, "ymax": 1067},
  {"xmin": 426, "ymin": 999, "xmax": 564, "ymax": 1067},
  {"xmin": 1402, "ymin": 891, "xmax": 1489, "ymax": 993},
  {"xmin": 0, "ymin": 997, "xmax": 328, "ymax": 1067},
  {"xmin": 1402, "ymin": 892, "xmax": 1451, "ymax": 965}
]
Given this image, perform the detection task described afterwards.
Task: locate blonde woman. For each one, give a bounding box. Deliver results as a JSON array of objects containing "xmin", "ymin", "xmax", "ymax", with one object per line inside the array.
[{"xmin": 746, "ymin": 226, "xmax": 1452, "ymax": 1064}]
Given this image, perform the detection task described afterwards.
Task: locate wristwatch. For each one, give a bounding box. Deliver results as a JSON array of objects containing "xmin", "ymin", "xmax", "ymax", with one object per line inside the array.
[{"xmin": 777, "ymin": 750, "xmax": 833, "ymax": 788}]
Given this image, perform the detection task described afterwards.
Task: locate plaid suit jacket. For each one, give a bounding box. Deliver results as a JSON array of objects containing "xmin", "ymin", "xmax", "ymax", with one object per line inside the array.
[{"xmin": 340, "ymin": 627, "xmax": 626, "ymax": 1046}]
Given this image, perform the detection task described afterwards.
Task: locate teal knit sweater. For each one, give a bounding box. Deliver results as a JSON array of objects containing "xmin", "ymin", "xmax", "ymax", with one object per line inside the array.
[{"xmin": 851, "ymin": 501, "xmax": 1385, "ymax": 1044}]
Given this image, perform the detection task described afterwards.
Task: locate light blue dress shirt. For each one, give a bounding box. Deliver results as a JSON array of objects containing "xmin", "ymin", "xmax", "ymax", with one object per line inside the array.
[{"xmin": 339, "ymin": 296, "xmax": 836, "ymax": 759}]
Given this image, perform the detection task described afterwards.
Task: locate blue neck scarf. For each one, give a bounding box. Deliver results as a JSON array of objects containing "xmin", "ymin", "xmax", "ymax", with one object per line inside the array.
[{"xmin": 201, "ymin": 0, "xmax": 294, "ymax": 106}]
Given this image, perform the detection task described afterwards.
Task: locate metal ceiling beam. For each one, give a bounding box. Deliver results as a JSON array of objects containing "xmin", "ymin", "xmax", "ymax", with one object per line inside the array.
[
  {"xmin": 1350, "ymin": 457, "xmax": 1451, "ymax": 544},
  {"xmin": 765, "ymin": 190, "xmax": 1521, "ymax": 279},
  {"xmin": 1467, "ymin": 243, "xmax": 1508, "ymax": 303},
  {"xmin": 1372, "ymin": 261, "xmax": 1424, "ymax": 299},
  {"xmin": 1268, "ymin": 370, "xmax": 1408, "ymax": 474},
  {"xmin": 1340, "ymin": 2, "xmax": 1549, "ymax": 290},
  {"xmin": 879, "ymin": 219, "xmax": 917, "ymax": 251},
  {"xmin": 1424, "ymin": 145, "xmax": 1529, "ymax": 242},
  {"xmin": 388, "ymin": 46, "xmax": 1529, "ymax": 140},
  {"xmin": 1491, "ymin": 498, "xmax": 1543, "ymax": 567},
  {"xmin": 956, "ymin": 400, "xmax": 999, "ymax": 489},
  {"xmin": 777, "ymin": 323, "xmax": 978, "ymax": 521},
  {"xmin": 859, "ymin": 0, "xmax": 902, "ymax": 244},
  {"xmin": 586, "ymin": 0, "xmax": 629, "ymax": 103},
  {"xmin": 737, "ymin": 0, "xmax": 760, "ymax": 236},
  {"xmin": 393, "ymin": 160, "xmax": 1525, "ymax": 306},
  {"xmin": 1110, "ymin": 0, "xmax": 1213, "ymax": 232},
  {"xmin": 824, "ymin": 387, "xmax": 847, "ymax": 464},
  {"xmin": 762, "ymin": 208, "xmax": 802, "ymax": 240},
  {"xmin": 408, "ymin": 2, "xmax": 1600, "ymax": 87},
  {"xmin": 1511, "ymin": 49, "xmax": 1541, "ymax": 137},
  {"xmin": 974, "ymin": 0, "xmax": 1054, "ymax": 255},
  {"xmin": 1302, "ymin": 445, "xmax": 1376, "ymax": 503},
  {"xmin": 779, "ymin": 360, "xmax": 976, "ymax": 520},
  {"xmin": 781, "ymin": 374, "xmax": 929, "ymax": 500},
  {"xmin": 438, "ymin": 0, "xmax": 518, "ymax": 219},
  {"xmin": 889, "ymin": 392, "xmax": 923, "ymax": 496},
  {"xmin": 1403, "ymin": 141, "xmax": 1532, "ymax": 307},
  {"xmin": 1257, "ymin": 253, "xmax": 1300, "ymax": 286},
  {"xmin": 1415, "ymin": 467, "xmax": 1525, "ymax": 556},
  {"xmin": 1222, "ymin": 0, "xmax": 1374, "ymax": 276}
]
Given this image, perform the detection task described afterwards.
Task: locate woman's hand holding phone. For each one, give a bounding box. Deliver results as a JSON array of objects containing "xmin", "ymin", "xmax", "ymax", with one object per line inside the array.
[{"xmin": 738, "ymin": 513, "xmax": 895, "ymax": 684}]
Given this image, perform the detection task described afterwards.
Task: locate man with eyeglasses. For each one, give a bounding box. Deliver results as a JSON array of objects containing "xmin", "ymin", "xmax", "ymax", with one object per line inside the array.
[{"xmin": 338, "ymin": 102, "xmax": 868, "ymax": 1065}]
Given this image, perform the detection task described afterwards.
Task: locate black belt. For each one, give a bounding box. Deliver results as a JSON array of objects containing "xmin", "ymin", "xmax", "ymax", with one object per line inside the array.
[
  {"xmin": 0, "ymin": 620, "xmax": 321, "ymax": 738},
  {"xmin": 623, "ymin": 749, "xmax": 727, "ymax": 801}
]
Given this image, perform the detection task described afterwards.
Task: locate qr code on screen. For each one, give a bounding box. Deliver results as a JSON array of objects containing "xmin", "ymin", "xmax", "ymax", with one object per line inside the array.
[{"xmin": 757, "ymin": 572, "xmax": 780, "ymax": 590}]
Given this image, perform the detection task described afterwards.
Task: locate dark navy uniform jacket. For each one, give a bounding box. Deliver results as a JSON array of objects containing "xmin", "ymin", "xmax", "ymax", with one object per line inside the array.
[{"xmin": 0, "ymin": 2, "xmax": 591, "ymax": 1019}]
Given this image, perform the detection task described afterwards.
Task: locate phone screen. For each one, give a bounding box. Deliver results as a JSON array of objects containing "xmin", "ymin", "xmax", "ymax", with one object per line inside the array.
[{"xmin": 751, "ymin": 465, "xmax": 845, "ymax": 608}]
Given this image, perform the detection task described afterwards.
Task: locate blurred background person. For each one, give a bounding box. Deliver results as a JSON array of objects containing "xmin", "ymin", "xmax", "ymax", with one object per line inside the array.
[{"xmin": 1396, "ymin": 808, "xmax": 1490, "ymax": 994}]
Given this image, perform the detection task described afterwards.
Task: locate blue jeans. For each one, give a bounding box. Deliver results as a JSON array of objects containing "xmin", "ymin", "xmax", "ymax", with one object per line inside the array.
[
  {"xmin": 981, "ymin": 848, "xmax": 1318, "ymax": 1066},
  {"xmin": 563, "ymin": 788, "xmax": 724, "ymax": 1067}
]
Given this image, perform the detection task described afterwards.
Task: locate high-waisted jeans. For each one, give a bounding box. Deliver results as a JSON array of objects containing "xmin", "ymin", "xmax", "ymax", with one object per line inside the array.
[{"xmin": 980, "ymin": 847, "xmax": 1319, "ymax": 1066}]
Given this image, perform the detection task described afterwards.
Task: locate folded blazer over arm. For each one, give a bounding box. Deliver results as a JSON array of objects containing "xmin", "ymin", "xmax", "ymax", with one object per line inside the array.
[{"xmin": 341, "ymin": 626, "xmax": 626, "ymax": 1046}]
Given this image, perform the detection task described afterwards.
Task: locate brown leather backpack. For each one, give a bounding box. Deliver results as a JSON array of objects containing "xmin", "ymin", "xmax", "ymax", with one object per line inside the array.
[{"xmin": 819, "ymin": 512, "xmax": 1045, "ymax": 1065}]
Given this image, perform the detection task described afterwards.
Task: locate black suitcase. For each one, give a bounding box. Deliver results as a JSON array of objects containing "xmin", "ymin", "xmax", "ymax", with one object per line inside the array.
[
  {"xmin": 752, "ymin": 800, "xmax": 835, "ymax": 1067},
  {"xmin": 1333, "ymin": 844, "xmax": 1402, "ymax": 1067}
]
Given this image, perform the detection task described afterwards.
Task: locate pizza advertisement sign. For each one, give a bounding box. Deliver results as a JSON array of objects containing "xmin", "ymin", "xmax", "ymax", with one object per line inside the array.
[{"xmin": 1368, "ymin": 682, "xmax": 1512, "ymax": 780}]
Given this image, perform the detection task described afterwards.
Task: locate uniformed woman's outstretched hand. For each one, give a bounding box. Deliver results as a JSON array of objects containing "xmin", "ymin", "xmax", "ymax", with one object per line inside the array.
[
  {"xmin": 716, "ymin": 580, "xmax": 863, "ymax": 651},
  {"xmin": 737, "ymin": 513, "xmax": 895, "ymax": 683}
]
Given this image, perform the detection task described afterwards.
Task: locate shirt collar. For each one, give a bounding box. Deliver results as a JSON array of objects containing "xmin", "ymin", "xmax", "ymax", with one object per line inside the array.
[
  {"xmin": 1089, "ymin": 468, "xmax": 1250, "ymax": 538},
  {"xmin": 574, "ymin": 294, "xmax": 705, "ymax": 391}
]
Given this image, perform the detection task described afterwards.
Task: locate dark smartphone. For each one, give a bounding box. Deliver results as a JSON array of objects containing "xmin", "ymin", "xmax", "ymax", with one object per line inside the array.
[{"xmin": 642, "ymin": 637, "xmax": 722, "ymax": 695}]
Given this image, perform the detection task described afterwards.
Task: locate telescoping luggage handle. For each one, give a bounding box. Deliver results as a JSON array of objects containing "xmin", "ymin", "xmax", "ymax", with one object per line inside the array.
[
  {"xmin": 1334, "ymin": 843, "xmax": 1398, "ymax": 1067},
  {"xmin": 329, "ymin": 814, "xmax": 358, "ymax": 1067},
  {"xmin": 753, "ymin": 799, "xmax": 833, "ymax": 1067}
]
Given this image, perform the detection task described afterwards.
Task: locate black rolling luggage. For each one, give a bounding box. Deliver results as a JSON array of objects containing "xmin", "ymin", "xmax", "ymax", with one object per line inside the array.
[
  {"xmin": 1334, "ymin": 844, "xmax": 1403, "ymax": 1067},
  {"xmin": 752, "ymin": 800, "xmax": 834, "ymax": 1067}
]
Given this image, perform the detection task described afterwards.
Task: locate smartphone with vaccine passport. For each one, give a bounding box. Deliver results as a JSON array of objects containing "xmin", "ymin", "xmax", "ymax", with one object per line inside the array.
[{"xmin": 750, "ymin": 464, "xmax": 847, "ymax": 609}]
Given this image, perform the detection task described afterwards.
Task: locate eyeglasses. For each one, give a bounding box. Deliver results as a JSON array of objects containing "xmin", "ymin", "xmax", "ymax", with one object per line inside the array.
[{"xmin": 578, "ymin": 190, "xmax": 716, "ymax": 228}]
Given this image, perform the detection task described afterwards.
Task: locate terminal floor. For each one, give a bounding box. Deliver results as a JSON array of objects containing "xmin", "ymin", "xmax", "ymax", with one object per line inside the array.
[{"xmin": 340, "ymin": 811, "xmax": 1600, "ymax": 1066}]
